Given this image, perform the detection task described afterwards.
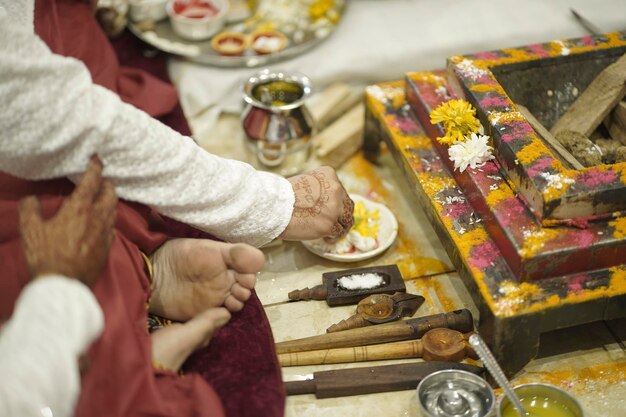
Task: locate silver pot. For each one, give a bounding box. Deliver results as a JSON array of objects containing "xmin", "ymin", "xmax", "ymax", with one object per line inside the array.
[{"xmin": 241, "ymin": 69, "xmax": 314, "ymax": 176}]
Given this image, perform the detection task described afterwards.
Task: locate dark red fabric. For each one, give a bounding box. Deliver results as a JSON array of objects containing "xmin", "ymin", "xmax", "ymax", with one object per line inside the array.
[
  {"xmin": 0, "ymin": 2, "xmax": 285, "ymax": 416},
  {"xmin": 0, "ymin": 176, "xmax": 228, "ymax": 417},
  {"xmin": 34, "ymin": 0, "xmax": 179, "ymax": 118}
]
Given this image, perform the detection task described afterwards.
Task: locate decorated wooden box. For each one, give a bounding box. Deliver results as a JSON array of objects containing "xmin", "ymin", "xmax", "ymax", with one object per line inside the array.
[
  {"xmin": 445, "ymin": 32, "xmax": 626, "ymax": 222},
  {"xmin": 363, "ymin": 79, "xmax": 626, "ymax": 376},
  {"xmin": 404, "ymin": 33, "xmax": 626, "ymax": 283}
]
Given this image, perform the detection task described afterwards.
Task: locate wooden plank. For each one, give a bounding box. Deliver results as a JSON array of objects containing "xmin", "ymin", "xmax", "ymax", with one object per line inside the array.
[
  {"xmin": 550, "ymin": 53, "xmax": 626, "ymax": 137},
  {"xmin": 306, "ymin": 82, "xmax": 352, "ymax": 129},
  {"xmin": 517, "ymin": 104, "xmax": 584, "ymax": 170},
  {"xmin": 318, "ymin": 89, "xmax": 363, "ymax": 131},
  {"xmin": 313, "ymin": 103, "xmax": 365, "ymax": 168}
]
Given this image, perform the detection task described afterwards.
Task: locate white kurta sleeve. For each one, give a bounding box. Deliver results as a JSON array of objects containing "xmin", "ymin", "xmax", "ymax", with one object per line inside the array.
[
  {"xmin": 0, "ymin": 275, "xmax": 104, "ymax": 417},
  {"xmin": 0, "ymin": 7, "xmax": 294, "ymax": 247}
]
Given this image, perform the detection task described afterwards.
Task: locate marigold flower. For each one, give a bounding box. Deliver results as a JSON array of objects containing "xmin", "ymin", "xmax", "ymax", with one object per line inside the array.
[{"xmin": 430, "ymin": 99, "xmax": 481, "ymax": 145}]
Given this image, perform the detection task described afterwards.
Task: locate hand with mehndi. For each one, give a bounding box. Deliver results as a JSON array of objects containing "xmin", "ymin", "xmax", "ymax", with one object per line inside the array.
[
  {"xmin": 282, "ymin": 166, "xmax": 354, "ymax": 242},
  {"xmin": 19, "ymin": 156, "xmax": 118, "ymax": 287}
]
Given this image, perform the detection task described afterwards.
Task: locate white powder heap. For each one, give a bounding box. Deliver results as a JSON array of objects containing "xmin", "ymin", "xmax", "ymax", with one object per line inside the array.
[
  {"xmin": 253, "ymin": 36, "xmax": 283, "ymax": 52},
  {"xmin": 337, "ymin": 273, "xmax": 385, "ymax": 290}
]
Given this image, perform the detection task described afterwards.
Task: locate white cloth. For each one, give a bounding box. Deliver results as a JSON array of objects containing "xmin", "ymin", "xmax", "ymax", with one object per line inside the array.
[
  {"xmin": 0, "ymin": 276, "xmax": 104, "ymax": 417},
  {"xmin": 0, "ymin": 0, "xmax": 294, "ymax": 248},
  {"xmin": 170, "ymin": 0, "xmax": 626, "ymax": 127}
]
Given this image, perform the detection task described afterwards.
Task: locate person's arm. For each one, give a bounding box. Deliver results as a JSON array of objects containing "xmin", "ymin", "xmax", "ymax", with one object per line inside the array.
[
  {"xmin": 0, "ymin": 275, "xmax": 104, "ymax": 417},
  {"xmin": 0, "ymin": 8, "xmax": 293, "ymax": 247}
]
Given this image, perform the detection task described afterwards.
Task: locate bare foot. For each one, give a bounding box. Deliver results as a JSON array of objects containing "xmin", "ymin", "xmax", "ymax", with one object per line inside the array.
[
  {"xmin": 149, "ymin": 238, "xmax": 265, "ymax": 321},
  {"xmin": 151, "ymin": 307, "xmax": 231, "ymax": 372}
]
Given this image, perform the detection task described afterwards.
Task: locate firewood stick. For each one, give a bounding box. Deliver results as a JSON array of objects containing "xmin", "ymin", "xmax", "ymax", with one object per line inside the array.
[
  {"xmin": 517, "ymin": 104, "xmax": 584, "ymax": 170},
  {"xmin": 550, "ymin": 53, "xmax": 626, "ymax": 137},
  {"xmin": 275, "ymin": 309, "xmax": 473, "ymax": 354},
  {"xmin": 609, "ymin": 121, "xmax": 626, "ymax": 145},
  {"xmin": 317, "ymin": 89, "xmax": 363, "ymax": 131},
  {"xmin": 306, "ymin": 82, "xmax": 352, "ymax": 129},
  {"xmin": 313, "ymin": 103, "xmax": 365, "ymax": 168},
  {"xmin": 612, "ymin": 101, "xmax": 626, "ymax": 130}
]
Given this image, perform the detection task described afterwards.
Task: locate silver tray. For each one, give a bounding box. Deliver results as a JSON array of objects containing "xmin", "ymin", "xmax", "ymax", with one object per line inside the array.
[{"xmin": 128, "ymin": 2, "xmax": 345, "ymax": 68}]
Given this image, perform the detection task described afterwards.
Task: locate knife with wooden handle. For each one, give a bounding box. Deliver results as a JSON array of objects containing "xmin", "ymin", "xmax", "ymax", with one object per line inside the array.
[{"xmin": 284, "ymin": 361, "xmax": 483, "ymax": 398}]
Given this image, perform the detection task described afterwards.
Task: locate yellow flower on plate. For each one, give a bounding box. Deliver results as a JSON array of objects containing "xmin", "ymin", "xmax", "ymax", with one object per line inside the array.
[
  {"xmin": 430, "ymin": 99, "xmax": 481, "ymax": 146},
  {"xmin": 352, "ymin": 200, "xmax": 379, "ymax": 239}
]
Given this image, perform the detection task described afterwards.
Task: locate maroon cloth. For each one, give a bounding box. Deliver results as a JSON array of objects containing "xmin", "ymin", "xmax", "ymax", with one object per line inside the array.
[{"xmin": 0, "ymin": 2, "xmax": 285, "ymax": 416}]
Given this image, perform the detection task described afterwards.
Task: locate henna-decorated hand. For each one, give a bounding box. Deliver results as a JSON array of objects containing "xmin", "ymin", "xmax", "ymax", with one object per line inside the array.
[
  {"xmin": 19, "ymin": 156, "xmax": 118, "ymax": 287},
  {"xmin": 282, "ymin": 166, "xmax": 354, "ymax": 242}
]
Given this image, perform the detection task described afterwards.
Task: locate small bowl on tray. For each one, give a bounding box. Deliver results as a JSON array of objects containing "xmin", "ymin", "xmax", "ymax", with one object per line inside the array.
[
  {"xmin": 166, "ymin": 0, "xmax": 228, "ymax": 40},
  {"xmin": 211, "ymin": 31, "xmax": 248, "ymax": 55}
]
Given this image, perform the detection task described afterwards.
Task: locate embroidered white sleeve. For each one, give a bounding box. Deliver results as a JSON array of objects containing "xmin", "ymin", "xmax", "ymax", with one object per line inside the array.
[
  {"xmin": 0, "ymin": 275, "xmax": 104, "ymax": 417},
  {"xmin": 0, "ymin": 6, "xmax": 294, "ymax": 247}
]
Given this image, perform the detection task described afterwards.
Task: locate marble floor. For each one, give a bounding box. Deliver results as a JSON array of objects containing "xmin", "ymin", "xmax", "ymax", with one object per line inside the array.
[{"xmin": 195, "ymin": 114, "xmax": 626, "ymax": 417}]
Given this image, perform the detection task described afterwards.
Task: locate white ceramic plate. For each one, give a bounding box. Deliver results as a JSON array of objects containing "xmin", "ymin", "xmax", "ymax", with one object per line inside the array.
[{"xmin": 301, "ymin": 195, "xmax": 398, "ymax": 262}]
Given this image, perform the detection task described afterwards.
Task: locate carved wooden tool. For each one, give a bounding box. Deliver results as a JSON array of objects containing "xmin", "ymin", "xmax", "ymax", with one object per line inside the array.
[
  {"xmin": 275, "ymin": 309, "xmax": 473, "ymax": 354},
  {"xmin": 288, "ymin": 264, "xmax": 405, "ymax": 306},
  {"xmin": 326, "ymin": 292, "xmax": 424, "ymax": 333},
  {"xmin": 279, "ymin": 328, "xmax": 476, "ymax": 366},
  {"xmin": 284, "ymin": 361, "xmax": 484, "ymax": 398}
]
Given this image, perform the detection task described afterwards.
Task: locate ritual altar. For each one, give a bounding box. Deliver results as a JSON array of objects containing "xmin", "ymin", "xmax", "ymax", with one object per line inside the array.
[{"xmin": 363, "ymin": 31, "xmax": 626, "ymax": 376}]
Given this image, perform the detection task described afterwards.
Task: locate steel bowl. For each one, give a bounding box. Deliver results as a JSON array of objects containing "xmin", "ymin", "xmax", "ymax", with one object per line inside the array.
[
  {"xmin": 416, "ymin": 369, "xmax": 495, "ymax": 417},
  {"xmin": 497, "ymin": 383, "xmax": 584, "ymax": 417},
  {"xmin": 166, "ymin": 0, "xmax": 228, "ymax": 41}
]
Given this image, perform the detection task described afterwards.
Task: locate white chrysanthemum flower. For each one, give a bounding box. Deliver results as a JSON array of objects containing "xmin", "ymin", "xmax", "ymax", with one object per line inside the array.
[{"xmin": 448, "ymin": 133, "xmax": 495, "ymax": 172}]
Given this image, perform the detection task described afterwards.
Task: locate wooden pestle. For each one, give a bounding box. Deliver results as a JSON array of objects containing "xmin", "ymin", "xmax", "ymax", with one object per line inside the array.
[
  {"xmin": 279, "ymin": 328, "xmax": 474, "ymax": 366},
  {"xmin": 275, "ymin": 309, "xmax": 473, "ymax": 354}
]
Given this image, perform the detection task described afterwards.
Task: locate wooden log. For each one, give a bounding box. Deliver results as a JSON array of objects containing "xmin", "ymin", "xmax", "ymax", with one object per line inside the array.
[
  {"xmin": 555, "ymin": 130, "xmax": 603, "ymax": 167},
  {"xmin": 609, "ymin": 121, "xmax": 626, "ymax": 145},
  {"xmin": 278, "ymin": 328, "xmax": 469, "ymax": 366},
  {"xmin": 517, "ymin": 104, "xmax": 584, "ymax": 170},
  {"xmin": 550, "ymin": 53, "xmax": 626, "ymax": 137},
  {"xmin": 613, "ymin": 101, "xmax": 626, "ymax": 130},
  {"xmin": 305, "ymin": 82, "xmax": 352, "ymax": 129},
  {"xmin": 320, "ymin": 88, "xmax": 364, "ymax": 131},
  {"xmin": 275, "ymin": 309, "xmax": 473, "ymax": 354},
  {"xmin": 313, "ymin": 103, "xmax": 365, "ymax": 168}
]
